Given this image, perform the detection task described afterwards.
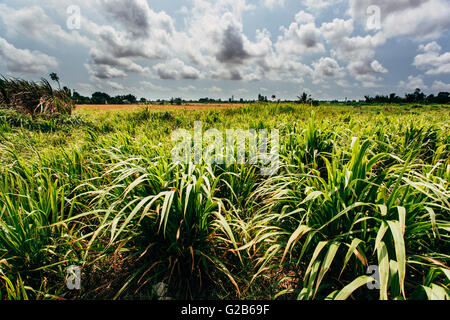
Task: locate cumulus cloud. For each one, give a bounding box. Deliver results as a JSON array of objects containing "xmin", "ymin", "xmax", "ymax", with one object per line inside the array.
[
  {"xmin": 431, "ymin": 80, "xmax": 450, "ymax": 91},
  {"xmin": 101, "ymin": 0, "xmax": 152, "ymax": 39},
  {"xmin": 320, "ymin": 18, "xmax": 387, "ymax": 82},
  {"xmin": 86, "ymin": 49, "xmax": 150, "ymax": 79},
  {"xmin": 107, "ymin": 81, "xmax": 125, "ymax": 90},
  {"xmin": 0, "ymin": 0, "xmax": 449, "ymax": 98},
  {"xmin": 0, "ymin": 4, "xmax": 92, "ymax": 47},
  {"xmin": 181, "ymin": 3, "xmax": 265, "ymax": 78},
  {"xmin": 154, "ymin": 59, "xmax": 201, "ymax": 80},
  {"xmin": 85, "ymin": 63, "xmax": 127, "ymax": 79},
  {"xmin": 413, "ymin": 42, "xmax": 450, "ymax": 75},
  {"xmin": 370, "ymin": 60, "xmax": 388, "ymax": 73},
  {"xmin": 399, "ymin": 75, "xmax": 428, "ymax": 90},
  {"xmin": 84, "ymin": 0, "xmax": 180, "ymax": 79},
  {"xmin": 92, "ymin": 50, "xmax": 150, "ymax": 73},
  {"xmin": 312, "ymin": 57, "xmax": 344, "ymax": 83},
  {"xmin": 349, "ymin": 0, "xmax": 450, "ymax": 40},
  {"xmin": 140, "ymin": 81, "xmax": 170, "ymax": 92},
  {"xmin": 276, "ymin": 12, "xmax": 325, "ymax": 56},
  {"xmin": 211, "ymin": 69, "xmax": 243, "ymax": 81},
  {"xmin": 0, "ymin": 37, "xmax": 58, "ymax": 74},
  {"xmin": 304, "ymin": 0, "xmax": 342, "ymax": 11},
  {"xmin": 216, "ymin": 24, "xmax": 250, "ymax": 64}
]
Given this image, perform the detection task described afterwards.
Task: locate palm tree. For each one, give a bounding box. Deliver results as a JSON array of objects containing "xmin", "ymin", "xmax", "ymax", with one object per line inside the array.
[
  {"xmin": 297, "ymin": 92, "xmax": 310, "ymax": 104},
  {"xmin": 49, "ymin": 72, "xmax": 60, "ymax": 89}
]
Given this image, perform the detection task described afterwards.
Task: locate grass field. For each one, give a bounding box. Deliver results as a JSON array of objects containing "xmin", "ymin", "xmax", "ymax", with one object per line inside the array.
[
  {"xmin": 76, "ymin": 103, "xmax": 245, "ymax": 111},
  {"xmin": 0, "ymin": 103, "xmax": 449, "ymax": 300}
]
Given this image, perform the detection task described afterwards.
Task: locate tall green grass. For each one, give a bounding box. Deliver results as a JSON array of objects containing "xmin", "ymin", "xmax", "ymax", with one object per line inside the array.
[{"xmin": 0, "ymin": 103, "xmax": 448, "ymax": 300}]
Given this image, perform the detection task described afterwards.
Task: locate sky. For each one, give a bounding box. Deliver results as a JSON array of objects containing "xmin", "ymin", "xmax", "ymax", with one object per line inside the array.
[{"xmin": 0, "ymin": 0, "xmax": 449, "ymax": 101}]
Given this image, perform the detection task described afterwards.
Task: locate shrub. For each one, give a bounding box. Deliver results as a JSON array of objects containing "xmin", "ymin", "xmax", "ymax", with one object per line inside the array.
[{"xmin": 0, "ymin": 76, "xmax": 74, "ymax": 115}]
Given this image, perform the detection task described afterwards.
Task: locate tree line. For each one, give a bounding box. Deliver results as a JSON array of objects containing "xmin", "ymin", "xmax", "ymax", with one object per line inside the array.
[
  {"xmin": 72, "ymin": 91, "xmax": 145, "ymax": 105},
  {"xmin": 72, "ymin": 88, "xmax": 449, "ymax": 105},
  {"xmin": 364, "ymin": 89, "xmax": 449, "ymax": 104}
]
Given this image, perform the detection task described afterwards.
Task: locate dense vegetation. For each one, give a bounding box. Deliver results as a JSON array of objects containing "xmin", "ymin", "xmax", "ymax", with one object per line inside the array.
[
  {"xmin": 0, "ymin": 101, "xmax": 448, "ymax": 300},
  {"xmin": 72, "ymin": 87, "xmax": 449, "ymax": 106},
  {"xmin": 0, "ymin": 76, "xmax": 74, "ymax": 115},
  {"xmin": 364, "ymin": 89, "xmax": 449, "ymax": 104},
  {"xmin": 73, "ymin": 91, "xmax": 141, "ymax": 105}
]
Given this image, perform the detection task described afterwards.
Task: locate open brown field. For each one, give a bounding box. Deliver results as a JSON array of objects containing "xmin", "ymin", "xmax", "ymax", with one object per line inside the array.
[{"xmin": 76, "ymin": 103, "xmax": 245, "ymax": 111}]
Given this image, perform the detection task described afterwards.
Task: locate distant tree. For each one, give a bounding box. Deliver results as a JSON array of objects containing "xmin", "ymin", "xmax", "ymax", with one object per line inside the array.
[
  {"xmin": 426, "ymin": 94, "xmax": 435, "ymax": 103},
  {"xmin": 49, "ymin": 72, "xmax": 61, "ymax": 89},
  {"xmin": 413, "ymin": 88, "xmax": 425, "ymax": 102},
  {"xmin": 298, "ymin": 92, "xmax": 311, "ymax": 104},
  {"xmin": 405, "ymin": 88, "xmax": 425, "ymax": 103},
  {"xmin": 123, "ymin": 94, "xmax": 137, "ymax": 104},
  {"xmin": 363, "ymin": 88, "xmax": 450, "ymax": 104},
  {"xmin": 72, "ymin": 91, "xmax": 90, "ymax": 104},
  {"xmin": 364, "ymin": 95, "xmax": 373, "ymax": 103},
  {"xmin": 258, "ymin": 94, "xmax": 268, "ymax": 102},
  {"xmin": 389, "ymin": 93, "xmax": 400, "ymax": 103},
  {"xmin": 91, "ymin": 92, "xmax": 111, "ymax": 104},
  {"xmin": 436, "ymin": 92, "xmax": 449, "ymax": 104}
]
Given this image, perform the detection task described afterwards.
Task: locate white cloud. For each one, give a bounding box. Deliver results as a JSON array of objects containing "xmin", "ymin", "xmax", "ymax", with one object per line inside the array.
[
  {"xmin": 399, "ymin": 75, "xmax": 428, "ymax": 90},
  {"xmin": 153, "ymin": 59, "xmax": 202, "ymax": 80},
  {"xmin": 75, "ymin": 82, "xmax": 97, "ymax": 95},
  {"xmin": 413, "ymin": 41, "xmax": 450, "ymax": 75},
  {"xmin": 87, "ymin": 49, "xmax": 150, "ymax": 79},
  {"xmin": 294, "ymin": 11, "xmax": 316, "ymax": 24},
  {"xmin": 0, "ymin": 5, "xmax": 92, "ymax": 47},
  {"xmin": 107, "ymin": 81, "xmax": 125, "ymax": 90},
  {"xmin": 349, "ymin": 0, "xmax": 450, "ymax": 40},
  {"xmin": 0, "ymin": 0, "xmax": 449, "ymax": 99},
  {"xmin": 304, "ymin": 0, "xmax": 342, "ymax": 12},
  {"xmin": 276, "ymin": 13, "xmax": 325, "ymax": 56},
  {"xmin": 85, "ymin": 63, "xmax": 127, "ymax": 79},
  {"xmin": 320, "ymin": 18, "xmax": 387, "ymax": 82},
  {"xmin": 263, "ymin": 0, "xmax": 285, "ymax": 9},
  {"xmin": 207, "ymin": 86, "xmax": 223, "ymax": 93},
  {"xmin": 83, "ymin": 0, "xmax": 181, "ymax": 79},
  {"xmin": 312, "ymin": 57, "xmax": 344, "ymax": 83},
  {"xmin": 431, "ymin": 80, "xmax": 450, "ymax": 92},
  {"xmin": 178, "ymin": 85, "xmax": 197, "ymax": 93},
  {"xmin": 140, "ymin": 81, "xmax": 170, "ymax": 92},
  {"xmin": 0, "ymin": 37, "xmax": 58, "ymax": 74},
  {"xmin": 336, "ymin": 79, "xmax": 352, "ymax": 87}
]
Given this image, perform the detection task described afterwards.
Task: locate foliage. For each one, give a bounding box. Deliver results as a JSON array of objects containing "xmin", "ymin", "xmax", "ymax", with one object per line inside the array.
[
  {"xmin": 365, "ymin": 88, "xmax": 449, "ymax": 104},
  {"xmin": 0, "ymin": 103, "xmax": 448, "ymax": 300},
  {"xmin": 0, "ymin": 75, "xmax": 73, "ymax": 115}
]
